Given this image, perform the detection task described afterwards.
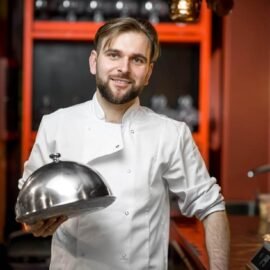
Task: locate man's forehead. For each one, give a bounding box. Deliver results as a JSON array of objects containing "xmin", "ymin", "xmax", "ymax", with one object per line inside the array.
[{"xmin": 100, "ymin": 32, "xmax": 150, "ymax": 51}]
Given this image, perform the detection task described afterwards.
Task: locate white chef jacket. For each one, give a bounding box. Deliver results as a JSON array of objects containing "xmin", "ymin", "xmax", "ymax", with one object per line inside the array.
[{"xmin": 19, "ymin": 93, "xmax": 225, "ymax": 270}]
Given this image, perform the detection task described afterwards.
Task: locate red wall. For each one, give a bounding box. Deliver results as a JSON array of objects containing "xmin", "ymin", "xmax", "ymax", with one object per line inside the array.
[{"xmin": 221, "ymin": 0, "xmax": 270, "ymax": 200}]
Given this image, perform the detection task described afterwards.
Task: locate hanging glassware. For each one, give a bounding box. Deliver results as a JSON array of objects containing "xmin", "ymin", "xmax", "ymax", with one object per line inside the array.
[
  {"xmin": 113, "ymin": 0, "xmax": 139, "ymax": 18},
  {"xmin": 86, "ymin": 0, "xmax": 104, "ymax": 22},
  {"xmin": 34, "ymin": 0, "xmax": 49, "ymax": 20}
]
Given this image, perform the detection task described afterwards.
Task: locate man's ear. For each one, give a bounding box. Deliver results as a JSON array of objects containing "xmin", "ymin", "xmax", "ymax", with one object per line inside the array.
[
  {"xmin": 144, "ymin": 63, "xmax": 154, "ymax": 86},
  {"xmin": 89, "ymin": 50, "xmax": 97, "ymax": 75}
]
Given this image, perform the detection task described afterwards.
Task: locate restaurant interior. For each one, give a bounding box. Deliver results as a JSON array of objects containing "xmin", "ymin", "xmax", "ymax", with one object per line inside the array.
[{"xmin": 0, "ymin": 0, "xmax": 270, "ymax": 269}]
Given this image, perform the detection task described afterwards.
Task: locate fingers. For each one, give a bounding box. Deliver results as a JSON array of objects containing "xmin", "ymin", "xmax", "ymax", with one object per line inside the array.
[
  {"xmin": 41, "ymin": 216, "xmax": 68, "ymax": 237},
  {"xmin": 24, "ymin": 215, "xmax": 68, "ymax": 237},
  {"xmin": 24, "ymin": 220, "xmax": 45, "ymax": 233},
  {"xmin": 34, "ymin": 217, "xmax": 58, "ymax": 237}
]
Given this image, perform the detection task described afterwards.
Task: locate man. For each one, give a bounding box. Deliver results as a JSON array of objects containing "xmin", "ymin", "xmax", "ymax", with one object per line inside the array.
[{"xmin": 19, "ymin": 17, "xmax": 230, "ymax": 269}]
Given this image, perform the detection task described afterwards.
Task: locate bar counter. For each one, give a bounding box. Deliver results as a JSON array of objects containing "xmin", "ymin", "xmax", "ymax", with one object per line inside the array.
[{"xmin": 170, "ymin": 215, "xmax": 269, "ymax": 269}]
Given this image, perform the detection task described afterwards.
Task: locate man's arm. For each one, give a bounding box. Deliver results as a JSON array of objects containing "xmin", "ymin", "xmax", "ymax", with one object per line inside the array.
[{"xmin": 202, "ymin": 210, "xmax": 230, "ymax": 270}]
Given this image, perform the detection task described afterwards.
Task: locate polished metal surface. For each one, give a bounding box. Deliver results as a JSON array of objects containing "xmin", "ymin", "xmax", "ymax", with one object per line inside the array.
[
  {"xmin": 169, "ymin": 0, "xmax": 234, "ymax": 22},
  {"xmin": 247, "ymin": 164, "xmax": 270, "ymax": 178},
  {"xmin": 170, "ymin": 0, "xmax": 202, "ymax": 22},
  {"xmin": 15, "ymin": 153, "xmax": 116, "ymax": 224}
]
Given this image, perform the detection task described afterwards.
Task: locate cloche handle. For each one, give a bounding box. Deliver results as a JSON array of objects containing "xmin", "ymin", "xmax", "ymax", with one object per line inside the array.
[{"xmin": 49, "ymin": 153, "xmax": 61, "ymax": 163}]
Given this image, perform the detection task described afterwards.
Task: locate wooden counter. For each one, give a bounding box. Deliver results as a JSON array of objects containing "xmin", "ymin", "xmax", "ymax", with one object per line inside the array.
[
  {"xmin": 170, "ymin": 215, "xmax": 268, "ymax": 269},
  {"xmin": 229, "ymin": 216, "xmax": 268, "ymax": 269}
]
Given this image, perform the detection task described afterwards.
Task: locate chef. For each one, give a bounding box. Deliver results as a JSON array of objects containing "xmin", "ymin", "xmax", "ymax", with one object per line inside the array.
[{"xmin": 18, "ymin": 17, "xmax": 230, "ymax": 270}]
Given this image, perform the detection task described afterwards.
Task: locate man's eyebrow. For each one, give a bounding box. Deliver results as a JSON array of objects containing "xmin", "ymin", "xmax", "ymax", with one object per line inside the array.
[
  {"xmin": 104, "ymin": 49, "xmax": 148, "ymax": 62},
  {"xmin": 103, "ymin": 48, "xmax": 121, "ymax": 54}
]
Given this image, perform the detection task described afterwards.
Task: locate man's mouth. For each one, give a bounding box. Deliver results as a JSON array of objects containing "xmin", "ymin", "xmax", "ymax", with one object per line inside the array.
[{"xmin": 110, "ymin": 77, "xmax": 132, "ymax": 87}]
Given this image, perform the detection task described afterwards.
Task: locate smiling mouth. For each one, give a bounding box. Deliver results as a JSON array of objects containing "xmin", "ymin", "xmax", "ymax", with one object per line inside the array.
[{"xmin": 110, "ymin": 77, "xmax": 132, "ymax": 86}]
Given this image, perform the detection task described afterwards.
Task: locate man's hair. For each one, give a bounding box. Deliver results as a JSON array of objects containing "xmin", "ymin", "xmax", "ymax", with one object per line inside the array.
[{"xmin": 93, "ymin": 17, "xmax": 160, "ymax": 63}]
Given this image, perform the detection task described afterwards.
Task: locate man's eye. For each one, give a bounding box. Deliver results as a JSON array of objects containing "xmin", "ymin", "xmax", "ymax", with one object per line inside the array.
[
  {"xmin": 108, "ymin": 53, "xmax": 119, "ymax": 59},
  {"xmin": 133, "ymin": 57, "xmax": 145, "ymax": 64}
]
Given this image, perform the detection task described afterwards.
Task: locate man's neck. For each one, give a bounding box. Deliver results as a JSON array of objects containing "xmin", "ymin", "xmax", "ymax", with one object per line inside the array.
[{"xmin": 96, "ymin": 90, "xmax": 136, "ymax": 123}]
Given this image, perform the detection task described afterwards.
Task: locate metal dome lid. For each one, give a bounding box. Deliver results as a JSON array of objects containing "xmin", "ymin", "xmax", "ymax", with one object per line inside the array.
[{"xmin": 15, "ymin": 153, "xmax": 116, "ymax": 224}]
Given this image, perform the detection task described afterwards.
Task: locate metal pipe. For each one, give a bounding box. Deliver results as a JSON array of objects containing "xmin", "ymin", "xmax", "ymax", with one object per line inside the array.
[{"xmin": 247, "ymin": 165, "xmax": 270, "ymax": 178}]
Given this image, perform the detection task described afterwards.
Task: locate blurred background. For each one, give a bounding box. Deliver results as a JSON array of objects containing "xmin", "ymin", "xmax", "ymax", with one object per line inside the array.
[{"xmin": 0, "ymin": 0, "xmax": 269, "ymax": 269}]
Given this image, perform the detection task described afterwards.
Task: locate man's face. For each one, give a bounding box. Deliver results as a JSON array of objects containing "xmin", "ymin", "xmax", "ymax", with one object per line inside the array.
[{"xmin": 89, "ymin": 32, "xmax": 153, "ymax": 104}]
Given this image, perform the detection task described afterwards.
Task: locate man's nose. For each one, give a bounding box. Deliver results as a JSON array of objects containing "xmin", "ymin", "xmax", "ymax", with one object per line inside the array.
[{"xmin": 117, "ymin": 58, "xmax": 130, "ymax": 73}]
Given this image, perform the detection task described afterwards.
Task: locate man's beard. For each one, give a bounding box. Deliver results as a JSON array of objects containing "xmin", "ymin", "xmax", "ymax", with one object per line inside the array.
[{"xmin": 96, "ymin": 74, "xmax": 144, "ymax": 105}]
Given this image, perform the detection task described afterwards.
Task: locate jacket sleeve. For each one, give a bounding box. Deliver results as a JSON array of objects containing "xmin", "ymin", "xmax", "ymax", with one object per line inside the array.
[
  {"xmin": 163, "ymin": 123, "xmax": 225, "ymax": 220},
  {"xmin": 18, "ymin": 115, "xmax": 56, "ymax": 189}
]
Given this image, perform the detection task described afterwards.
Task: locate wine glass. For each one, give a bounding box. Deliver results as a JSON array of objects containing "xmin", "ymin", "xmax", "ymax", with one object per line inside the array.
[
  {"xmin": 86, "ymin": 0, "xmax": 104, "ymax": 22},
  {"xmin": 114, "ymin": 0, "xmax": 139, "ymax": 18},
  {"xmin": 58, "ymin": 0, "xmax": 79, "ymax": 21},
  {"xmin": 34, "ymin": 0, "xmax": 49, "ymax": 20},
  {"xmin": 141, "ymin": 0, "xmax": 168, "ymax": 23}
]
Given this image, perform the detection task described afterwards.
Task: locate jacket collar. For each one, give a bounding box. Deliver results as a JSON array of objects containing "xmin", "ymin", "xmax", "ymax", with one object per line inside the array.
[{"xmin": 91, "ymin": 92, "xmax": 140, "ymax": 123}]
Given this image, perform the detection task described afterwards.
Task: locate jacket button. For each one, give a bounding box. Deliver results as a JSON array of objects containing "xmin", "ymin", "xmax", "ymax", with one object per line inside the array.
[{"xmin": 121, "ymin": 253, "xmax": 128, "ymax": 260}]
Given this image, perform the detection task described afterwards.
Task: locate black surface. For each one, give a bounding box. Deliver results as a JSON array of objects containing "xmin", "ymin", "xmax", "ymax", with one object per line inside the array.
[
  {"xmin": 251, "ymin": 246, "xmax": 270, "ymax": 269},
  {"xmin": 32, "ymin": 41, "xmax": 199, "ymax": 130}
]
